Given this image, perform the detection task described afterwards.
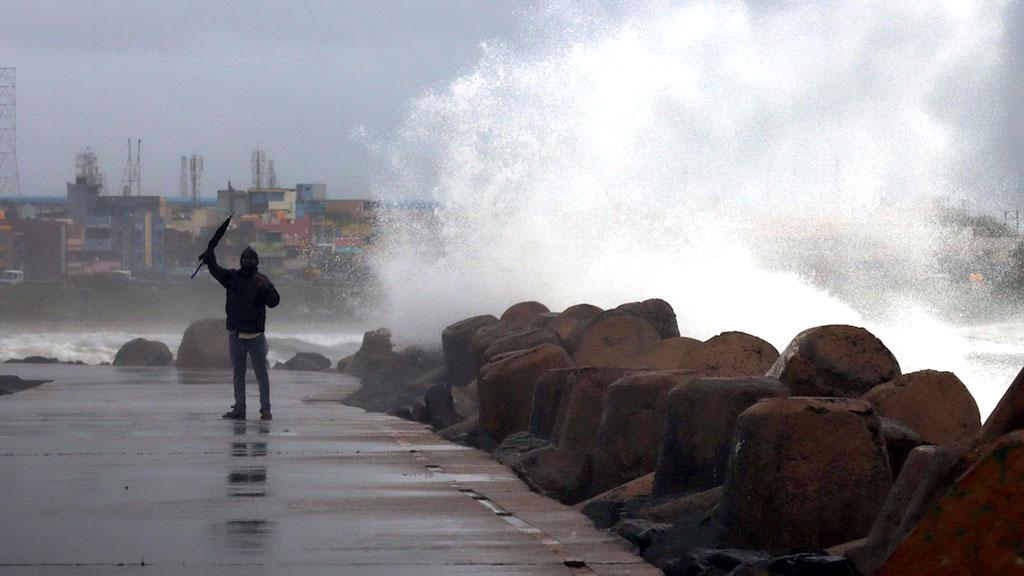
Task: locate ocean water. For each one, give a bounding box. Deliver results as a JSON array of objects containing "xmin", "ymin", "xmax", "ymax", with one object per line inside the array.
[
  {"xmin": 0, "ymin": 327, "xmax": 365, "ymax": 368},
  {"xmin": 2, "ymin": 318, "xmax": 1020, "ymax": 418}
]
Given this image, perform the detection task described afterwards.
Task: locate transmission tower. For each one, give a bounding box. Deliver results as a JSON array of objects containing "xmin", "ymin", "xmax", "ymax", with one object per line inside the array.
[
  {"xmin": 180, "ymin": 156, "xmax": 188, "ymax": 198},
  {"xmin": 120, "ymin": 138, "xmax": 141, "ymax": 196},
  {"xmin": 251, "ymin": 146, "xmax": 266, "ymax": 188},
  {"xmin": 267, "ymin": 159, "xmax": 277, "ymax": 188},
  {"xmin": 76, "ymin": 147, "xmax": 103, "ymax": 188},
  {"xmin": 0, "ymin": 67, "xmax": 21, "ymax": 196},
  {"xmin": 188, "ymin": 154, "xmax": 203, "ymax": 202}
]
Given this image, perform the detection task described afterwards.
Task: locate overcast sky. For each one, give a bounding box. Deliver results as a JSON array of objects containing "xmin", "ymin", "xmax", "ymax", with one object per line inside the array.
[
  {"xmin": 1, "ymin": 1, "xmax": 1022, "ymax": 204},
  {"xmin": 0, "ymin": 1, "xmax": 534, "ymax": 198}
]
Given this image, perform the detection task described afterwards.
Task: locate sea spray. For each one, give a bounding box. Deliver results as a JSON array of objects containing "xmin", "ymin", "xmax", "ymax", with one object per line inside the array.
[{"xmin": 373, "ymin": 1, "xmax": 1013, "ymax": 413}]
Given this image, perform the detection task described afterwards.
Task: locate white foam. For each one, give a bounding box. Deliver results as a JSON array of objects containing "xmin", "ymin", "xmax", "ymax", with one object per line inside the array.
[{"xmin": 372, "ymin": 1, "xmax": 1014, "ymax": 415}]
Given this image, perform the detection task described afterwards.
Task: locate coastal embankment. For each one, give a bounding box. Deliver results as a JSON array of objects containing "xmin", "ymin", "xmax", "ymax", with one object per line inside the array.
[{"xmin": 332, "ymin": 297, "xmax": 1024, "ymax": 575}]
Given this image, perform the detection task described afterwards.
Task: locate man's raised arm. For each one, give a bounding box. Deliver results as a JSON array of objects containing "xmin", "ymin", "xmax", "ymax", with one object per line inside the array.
[{"xmin": 202, "ymin": 250, "xmax": 231, "ymax": 288}]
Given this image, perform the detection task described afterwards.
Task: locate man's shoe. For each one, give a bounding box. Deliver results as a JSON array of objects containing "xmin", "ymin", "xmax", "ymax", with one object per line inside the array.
[
  {"xmin": 222, "ymin": 409, "xmax": 245, "ymax": 420},
  {"xmin": 260, "ymin": 410, "xmax": 272, "ymax": 421}
]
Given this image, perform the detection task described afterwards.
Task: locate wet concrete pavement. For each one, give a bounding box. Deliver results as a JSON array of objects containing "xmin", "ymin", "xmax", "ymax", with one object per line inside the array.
[{"xmin": 0, "ymin": 365, "xmax": 659, "ymax": 575}]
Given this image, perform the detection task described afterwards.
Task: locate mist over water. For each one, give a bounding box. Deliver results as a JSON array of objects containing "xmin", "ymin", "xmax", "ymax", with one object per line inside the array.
[{"xmin": 373, "ymin": 1, "xmax": 1016, "ymax": 413}]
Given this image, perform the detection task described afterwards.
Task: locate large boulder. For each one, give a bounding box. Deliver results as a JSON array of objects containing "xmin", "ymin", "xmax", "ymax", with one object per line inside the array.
[
  {"xmin": 560, "ymin": 303, "xmax": 604, "ymax": 319},
  {"xmin": 571, "ymin": 315, "xmax": 661, "ymax": 369},
  {"xmin": 113, "ymin": 338, "xmax": 173, "ymax": 367},
  {"xmin": 528, "ymin": 366, "xmax": 637, "ymax": 442},
  {"xmin": 513, "ymin": 366, "xmax": 638, "ymax": 505},
  {"xmin": 767, "ymin": 324, "xmax": 901, "ymax": 397},
  {"xmin": 451, "ymin": 379, "xmax": 479, "ymax": 418},
  {"xmin": 862, "ymin": 369, "xmax": 980, "ymax": 445},
  {"xmin": 358, "ymin": 327, "xmax": 393, "ymax": 357},
  {"xmin": 441, "ymin": 314, "xmax": 499, "ymax": 388},
  {"xmin": 637, "ymin": 336, "xmax": 703, "ymax": 369},
  {"xmin": 509, "ymin": 445, "xmax": 593, "ymax": 504},
  {"xmin": 0, "ymin": 375, "xmax": 50, "ymax": 395},
  {"xmin": 544, "ymin": 315, "xmax": 586, "ymax": 348},
  {"xmin": 679, "ymin": 331, "xmax": 779, "ymax": 377},
  {"xmin": 638, "ymin": 485, "xmax": 723, "ymax": 525},
  {"xmin": 856, "ymin": 364, "xmax": 1024, "ymax": 574},
  {"xmin": 438, "ymin": 414, "xmax": 498, "ymax": 452},
  {"xmin": 577, "ymin": 472, "xmax": 656, "ymax": 528},
  {"xmin": 559, "ymin": 367, "xmax": 639, "ymax": 456},
  {"xmin": 652, "ymin": 377, "xmax": 788, "ymax": 497},
  {"xmin": 719, "ymin": 397, "xmax": 893, "ymax": 553},
  {"xmin": 342, "ymin": 327, "xmax": 394, "ymax": 379},
  {"xmin": 470, "ymin": 320, "xmax": 528, "ymax": 371},
  {"xmin": 423, "ymin": 382, "xmax": 463, "ymax": 430},
  {"xmin": 482, "ymin": 327, "xmax": 560, "ymax": 364},
  {"xmin": 614, "ymin": 298, "xmax": 681, "ymax": 339},
  {"xmin": 878, "ymin": 416, "xmax": 925, "ymax": 480},
  {"xmin": 642, "ymin": 488, "xmax": 727, "ymax": 571},
  {"xmin": 544, "ymin": 304, "xmax": 604, "ymax": 350},
  {"xmin": 879, "ymin": 431, "xmax": 1024, "ymax": 576},
  {"xmin": 281, "ymin": 351, "xmax": 331, "ymax": 372},
  {"xmin": 176, "ymin": 319, "xmax": 230, "ymax": 369},
  {"xmin": 564, "ymin": 299, "xmax": 677, "ymax": 353},
  {"xmin": 590, "ymin": 370, "xmax": 702, "ymax": 495},
  {"xmin": 846, "ymin": 443, "xmax": 971, "ymax": 576},
  {"xmin": 477, "ymin": 344, "xmax": 573, "ymax": 442},
  {"xmin": 492, "ymin": 431, "xmax": 551, "ymax": 466},
  {"xmin": 499, "ymin": 301, "xmax": 550, "ymax": 326},
  {"xmin": 529, "ymin": 368, "xmax": 574, "ymax": 441}
]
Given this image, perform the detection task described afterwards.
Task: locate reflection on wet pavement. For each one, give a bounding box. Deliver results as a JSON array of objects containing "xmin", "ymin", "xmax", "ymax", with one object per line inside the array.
[
  {"xmin": 220, "ymin": 420, "xmax": 275, "ymax": 551},
  {"xmin": 211, "ymin": 519, "xmax": 277, "ymax": 553},
  {"xmin": 227, "ymin": 466, "xmax": 267, "ymax": 497}
]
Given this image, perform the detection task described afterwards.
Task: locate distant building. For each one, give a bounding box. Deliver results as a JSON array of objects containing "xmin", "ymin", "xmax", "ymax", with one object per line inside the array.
[
  {"xmin": 0, "ymin": 222, "xmax": 17, "ymax": 270},
  {"xmin": 217, "ymin": 185, "xmax": 247, "ymax": 217},
  {"xmin": 13, "ymin": 219, "xmax": 67, "ymax": 281},
  {"xmin": 247, "ymin": 187, "xmax": 296, "ymax": 220},
  {"xmin": 296, "ymin": 183, "xmax": 326, "ymax": 201},
  {"xmin": 88, "ymin": 196, "xmax": 167, "ymax": 275},
  {"xmin": 296, "ymin": 183, "xmax": 326, "ymax": 219},
  {"xmin": 163, "ymin": 227, "xmax": 199, "ymax": 274},
  {"xmin": 66, "ymin": 176, "xmax": 101, "ymax": 221},
  {"xmin": 325, "ymin": 199, "xmax": 378, "ymax": 220},
  {"xmin": 166, "ymin": 202, "xmax": 220, "ymax": 237},
  {"xmin": 0, "ymin": 196, "xmax": 67, "ymax": 220}
]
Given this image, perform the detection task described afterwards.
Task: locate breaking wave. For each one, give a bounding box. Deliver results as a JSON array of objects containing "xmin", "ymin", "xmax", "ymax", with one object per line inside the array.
[{"xmin": 373, "ymin": 1, "xmax": 1015, "ymax": 414}]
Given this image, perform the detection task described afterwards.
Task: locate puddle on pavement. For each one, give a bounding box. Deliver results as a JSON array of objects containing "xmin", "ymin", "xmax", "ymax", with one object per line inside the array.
[
  {"xmin": 228, "ymin": 421, "xmax": 270, "ymax": 498},
  {"xmin": 211, "ymin": 519, "xmax": 278, "ymax": 553},
  {"xmin": 231, "ymin": 441, "xmax": 268, "ymax": 457}
]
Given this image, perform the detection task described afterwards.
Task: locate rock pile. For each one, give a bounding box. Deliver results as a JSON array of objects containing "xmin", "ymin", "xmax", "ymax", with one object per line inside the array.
[{"xmin": 339, "ymin": 299, "xmax": 1008, "ymax": 576}]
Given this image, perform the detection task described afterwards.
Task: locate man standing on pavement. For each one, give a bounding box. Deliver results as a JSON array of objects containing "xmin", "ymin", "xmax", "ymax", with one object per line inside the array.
[{"xmin": 201, "ymin": 245, "xmax": 281, "ymax": 421}]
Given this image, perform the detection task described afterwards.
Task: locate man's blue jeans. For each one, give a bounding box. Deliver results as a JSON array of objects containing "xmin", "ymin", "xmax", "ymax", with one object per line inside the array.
[{"xmin": 228, "ymin": 333, "xmax": 270, "ymax": 414}]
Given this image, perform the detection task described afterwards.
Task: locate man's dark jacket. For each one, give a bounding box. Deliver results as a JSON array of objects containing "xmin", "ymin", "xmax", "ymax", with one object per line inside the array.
[{"xmin": 205, "ymin": 253, "xmax": 281, "ymax": 333}]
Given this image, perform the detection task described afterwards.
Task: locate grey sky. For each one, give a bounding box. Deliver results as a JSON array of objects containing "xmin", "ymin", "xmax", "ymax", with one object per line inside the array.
[
  {"xmin": 2, "ymin": 1, "xmax": 1023, "ymax": 204},
  {"xmin": 0, "ymin": 1, "xmax": 533, "ymax": 198}
]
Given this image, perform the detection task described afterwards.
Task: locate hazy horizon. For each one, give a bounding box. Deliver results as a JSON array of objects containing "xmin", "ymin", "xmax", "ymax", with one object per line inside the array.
[
  {"xmin": 2, "ymin": 1, "xmax": 1023, "ymax": 208},
  {"xmin": 0, "ymin": 1, "xmax": 536, "ymax": 199}
]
